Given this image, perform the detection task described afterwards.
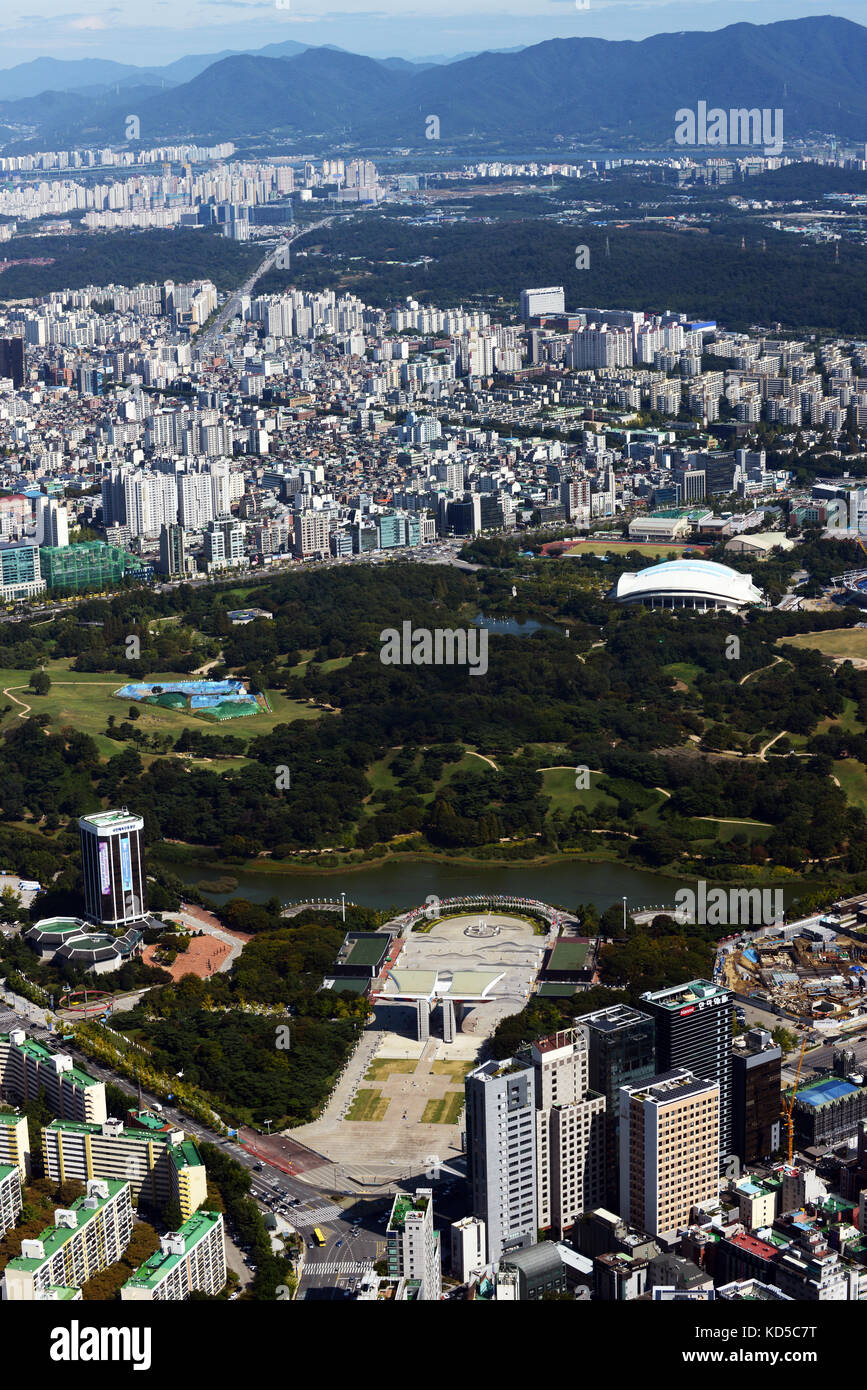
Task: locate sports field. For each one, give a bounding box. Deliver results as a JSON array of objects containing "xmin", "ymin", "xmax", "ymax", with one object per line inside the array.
[{"xmin": 560, "ymin": 541, "xmax": 705, "ymax": 559}]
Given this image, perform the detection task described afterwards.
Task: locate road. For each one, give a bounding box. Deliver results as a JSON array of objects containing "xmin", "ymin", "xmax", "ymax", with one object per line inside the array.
[
  {"xmin": 198, "ymin": 219, "xmax": 332, "ymax": 350},
  {"xmin": 0, "ymin": 1002, "xmax": 464, "ymax": 1298}
]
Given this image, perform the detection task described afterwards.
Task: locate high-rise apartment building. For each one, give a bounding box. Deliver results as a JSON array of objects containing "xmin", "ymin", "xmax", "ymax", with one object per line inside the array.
[
  {"xmin": 619, "ymin": 1069, "xmax": 720, "ymax": 1237},
  {"xmin": 640, "ymin": 980, "xmax": 733, "ymax": 1167},
  {"xmin": 121, "ymin": 1211, "xmax": 226, "ymax": 1301},
  {"xmin": 2, "ymin": 1179, "xmax": 133, "ymax": 1300},
  {"xmin": 0, "ymin": 1111, "xmax": 31, "ymax": 1181},
  {"xmin": 525, "ymin": 1028, "xmax": 606, "ymax": 1236},
  {"xmin": 0, "ymin": 1030, "xmax": 106, "ymax": 1124},
  {"xmin": 293, "ymin": 509, "xmax": 330, "ymax": 558},
  {"xmin": 43, "ymin": 1117, "xmax": 207, "ymax": 1221},
  {"xmin": 465, "ymin": 1058, "xmax": 537, "ymax": 1264},
  {"xmin": 385, "ymin": 1189, "xmax": 441, "ymax": 1300},
  {"xmin": 78, "ymin": 808, "xmax": 147, "ymax": 928},
  {"xmin": 0, "ymin": 1164, "xmax": 23, "ymax": 1238}
]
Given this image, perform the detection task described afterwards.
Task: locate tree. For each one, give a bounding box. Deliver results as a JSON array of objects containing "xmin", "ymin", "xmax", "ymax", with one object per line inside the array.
[{"xmin": 29, "ymin": 671, "xmax": 50, "ymax": 696}]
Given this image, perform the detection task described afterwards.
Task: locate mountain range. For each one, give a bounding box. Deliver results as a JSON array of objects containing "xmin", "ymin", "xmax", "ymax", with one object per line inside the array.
[{"xmin": 1, "ymin": 17, "xmax": 866, "ymax": 151}]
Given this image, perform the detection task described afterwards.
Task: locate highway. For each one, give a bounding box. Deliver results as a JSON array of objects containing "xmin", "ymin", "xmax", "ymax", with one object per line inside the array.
[{"xmin": 198, "ymin": 218, "xmax": 332, "ymax": 350}]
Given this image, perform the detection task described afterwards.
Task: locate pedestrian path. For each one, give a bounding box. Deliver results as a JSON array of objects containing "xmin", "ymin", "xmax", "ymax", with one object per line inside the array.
[
  {"xmin": 311, "ymin": 1260, "xmax": 374, "ymax": 1275},
  {"xmin": 292, "ymin": 1203, "xmax": 343, "ymax": 1226}
]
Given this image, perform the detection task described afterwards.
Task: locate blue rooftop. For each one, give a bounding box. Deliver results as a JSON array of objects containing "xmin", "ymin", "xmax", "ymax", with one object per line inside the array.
[{"xmin": 799, "ymin": 1077, "xmax": 858, "ymax": 1106}]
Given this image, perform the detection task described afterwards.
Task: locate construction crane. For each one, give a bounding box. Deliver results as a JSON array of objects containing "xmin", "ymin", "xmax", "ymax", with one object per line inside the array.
[{"xmin": 782, "ymin": 1036, "xmax": 809, "ymax": 1164}]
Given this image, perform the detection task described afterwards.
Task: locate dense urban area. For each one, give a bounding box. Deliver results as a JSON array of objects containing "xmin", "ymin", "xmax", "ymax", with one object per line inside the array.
[{"xmin": 4, "ymin": 11, "xmax": 867, "ymax": 1358}]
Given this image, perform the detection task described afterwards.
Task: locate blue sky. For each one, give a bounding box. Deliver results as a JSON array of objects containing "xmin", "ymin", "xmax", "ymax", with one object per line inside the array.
[{"xmin": 0, "ymin": 0, "xmax": 863, "ymax": 68}]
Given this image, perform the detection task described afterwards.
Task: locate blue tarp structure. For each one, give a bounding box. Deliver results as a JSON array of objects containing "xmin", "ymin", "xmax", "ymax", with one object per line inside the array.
[{"xmin": 115, "ymin": 678, "xmax": 258, "ymax": 709}]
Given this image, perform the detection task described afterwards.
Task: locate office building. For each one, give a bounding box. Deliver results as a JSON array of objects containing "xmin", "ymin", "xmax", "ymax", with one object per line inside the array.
[
  {"xmin": 731, "ymin": 1028, "xmax": 782, "ymax": 1164},
  {"xmin": 619, "ymin": 1069, "xmax": 719, "ymax": 1238},
  {"xmin": 450, "ymin": 1216, "xmax": 486, "ymax": 1282},
  {"xmin": 465, "ymin": 1058, "xmax": 537, "ymax": 1264},
  {"xmin": 525, "ymin": 1028, "xmax": 606, "ymax": 1236},
  {"xmin": 520, "ymin": 287, "xmax": 565, "ymax": 320},
  {"xmin": 640, "ymin": 980, "xmax": 733, "ymax": 1166},
  {"xmin": 157, "ymin": 522, "xmax": 187, "ymax": 577},
  {"xmin": 121, "ymin": 1211, "xmax": 226, "ymax": 1301},
  {"xmin": 43, "ymin": 1117, "xmax": 207, "ymax": 1221},
  {"xmin": 385, "ymin": 1189, "xmax": 441, "ymax": 1300},
  {"xmin": 0, "ymin": 337, "xmax": 25, "ymax": 388},
  {"xmin": 0, "ymin": 1163, "xmax": 23, "ymax": 1237},
  {"xmin": 0, "ymin": 1111, "xmax": 31, "ymax": 1181},
  {"xmin": 0, "ymin": 1030, "xmax": 106, "ymax": 1124},
  {"xmin": 0, "ymin": 542, "xmax": 45, "ymax": 601},
  {"xmin": 2, "ymin": 1179, "xmax": 133, "ymax": 1300},
  {"xmin": 583, "ymin": 1004, "xmax": 657, "ymax": 1205},
  {"xmin": 78, "ymin": 808, "xmax": 147, "ymax": 928}
]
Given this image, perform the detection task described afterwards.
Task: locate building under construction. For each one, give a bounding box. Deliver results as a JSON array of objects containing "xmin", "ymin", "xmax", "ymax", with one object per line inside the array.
[
  {"xmin": 722, "ymin": 922, "xmax": 867, "ymax": 1022},
  {"xmin": 39, "ymin": 541, "xmax": 151, "ymax": 594}
]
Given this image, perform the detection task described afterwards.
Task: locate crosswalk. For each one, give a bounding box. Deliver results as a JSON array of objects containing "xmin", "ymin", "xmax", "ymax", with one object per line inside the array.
[
  {"xmin": 292, "ymin": 1204, "xmax": 343, "ymax": 1227},
  {"xmin": 308, "ymin": 1260, "xmax": 374, "ymax": 1276}
]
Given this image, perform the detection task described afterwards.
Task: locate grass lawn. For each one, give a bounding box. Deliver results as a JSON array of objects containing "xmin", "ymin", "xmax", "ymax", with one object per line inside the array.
[
  {"xmin": 0, "ymin": 661, "xmax": 322, "ymax": 759},
  {"xmin": 541, "ymin": 767, "xmax": 620, "ymax": 816},
  {"xmin": 778, "ymin": 630, "xmax": 867, "ymax": 662},
  {"xmin": 429, "ymin": 1060, "xmax": 474, "ymax": 1079},
  {"xmin": 345, "ymin": 1089, "xmax": 390, "ymax": 1121},
  {"xmin": 363, "ymin": 1058, "xmax": 417, "ymax": 1081},
  {"xmin": 421, "ymin": 1092, "xmax": 465, "ymax": 1124},
  {"xmin": 815, "ymin": 698, "xmax": 863, "ymax": 736},
  {"xmin": 662, "ymin": 661, "xmax": 703, "ymax": 690},
  {"xmin": 833, "ymin": 759, "xmax": 867, "ymax": 813}
]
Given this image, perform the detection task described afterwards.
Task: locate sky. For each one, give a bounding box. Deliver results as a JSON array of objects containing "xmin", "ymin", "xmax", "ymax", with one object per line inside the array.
[{"xmin": 0, "ymin": 0, "xmax": 863, "ymax": 69}]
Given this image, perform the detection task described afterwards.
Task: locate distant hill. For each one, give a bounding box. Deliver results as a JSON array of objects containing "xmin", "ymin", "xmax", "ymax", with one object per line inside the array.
[{"xmin": 1, "ymin": 17, "xmax": 866, "ymax": 148}]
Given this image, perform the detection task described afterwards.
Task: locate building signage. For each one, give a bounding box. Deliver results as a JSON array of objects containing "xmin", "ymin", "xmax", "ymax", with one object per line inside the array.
[
  {"xmin": 99, "ymin": 842, "xmax": 111, "ymax": 896},
  {"xmin": 119, "ymin": 835, "xmax": 133, "ymax": 892}
]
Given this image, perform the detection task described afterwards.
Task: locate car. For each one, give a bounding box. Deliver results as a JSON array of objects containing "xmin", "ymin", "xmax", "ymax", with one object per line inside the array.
[
  {"xmin": 336, "ymin": 1239, "xmax": 343, "ymax": 1248},
  {"xmin": 308, "ymin": 1240, "xmax": 316, "ymax": 1249}
]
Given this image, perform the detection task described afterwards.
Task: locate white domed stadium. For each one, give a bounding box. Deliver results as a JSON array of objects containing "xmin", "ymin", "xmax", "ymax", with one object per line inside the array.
[{"xmin": 611, "ymin": 559, "xmax": 764, "ymax": 613}]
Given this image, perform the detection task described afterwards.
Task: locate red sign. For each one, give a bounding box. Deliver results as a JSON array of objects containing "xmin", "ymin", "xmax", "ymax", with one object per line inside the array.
[{"xmin": 679, "ymin": 1006, "xmax": 695, "ymax": 1016}]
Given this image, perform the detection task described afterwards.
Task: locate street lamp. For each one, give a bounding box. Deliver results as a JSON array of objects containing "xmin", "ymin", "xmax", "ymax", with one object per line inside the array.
[
  {"xmin": 622, "ymin": 896, "xmax": 628, "ymax": 934},
  {"xmin": 264, "ymin": 1119, "xmax": 272, "ymax": 1135},
  {"xmin": 341, "ymin": 891, "xmax": 346, "ymax": 923}
]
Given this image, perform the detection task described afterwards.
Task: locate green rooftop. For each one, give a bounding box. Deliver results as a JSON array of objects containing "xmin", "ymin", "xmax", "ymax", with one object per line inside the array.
[
  {"xmin": 120, "ymin": 1211, "xmax": 222, "ymax": 1291},
  {"xmin": 5, "ymin": 1180, "xmax": 128, "ymax": 1272},
  {"xmin": 388, "ymin": 1194, "xmax": 428, "ymax": 1230}
]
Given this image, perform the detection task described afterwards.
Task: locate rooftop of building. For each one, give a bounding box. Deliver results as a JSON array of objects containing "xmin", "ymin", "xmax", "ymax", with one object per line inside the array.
[
  {"xmin": 387, "ymin": 1192, "xmax": 429, "ymax": 1230},
  {"xmin": 792, "ymin": 1075, "xmax": 861, "ymax": 1108},
  {"xmin": 640, "ymin": 979, "xmax": 728, "ymax": 1010},
  {"xmin": 6, "ymin": 1180, "xmax": 128, "ymax": 1271},
  {"xmin": 120, "ymin": 1210, "xmax": 222, "ymax": 1290},
  {"xmin": 0, "ymin": 1032, "xmax": 101, "ymax": 1088},
  {"xmin": 78, "ymin": 807, "xmax": 141, "ymax": 830}
]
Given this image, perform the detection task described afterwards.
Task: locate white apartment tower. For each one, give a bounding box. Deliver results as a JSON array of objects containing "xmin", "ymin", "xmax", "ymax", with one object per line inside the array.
[
  {"xmin": 465, "ymin": 1058, "xmax": 537, "ymax": 1264},
  {"xmin": 528, "ymin": 1028, "xmax": 606, "ymax": 1236}
]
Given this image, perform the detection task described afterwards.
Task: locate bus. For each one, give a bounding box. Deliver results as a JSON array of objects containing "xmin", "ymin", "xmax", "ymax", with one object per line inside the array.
[{"xmin": 312, "ymin": 1228, "xmax": 326, "ymax": 1247}]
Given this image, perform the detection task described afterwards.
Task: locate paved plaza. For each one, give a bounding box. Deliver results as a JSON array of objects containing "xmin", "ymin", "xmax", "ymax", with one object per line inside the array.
[{"xmin": 287, "ymin": 913, "xmax": 549, "ymax": 1180}]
